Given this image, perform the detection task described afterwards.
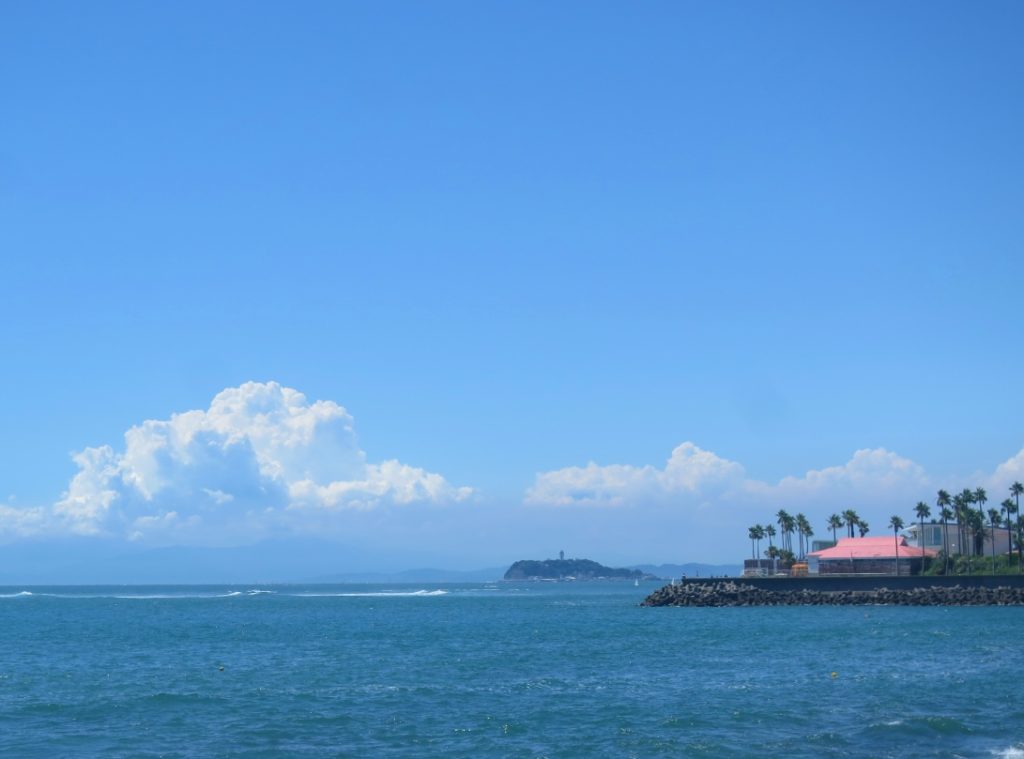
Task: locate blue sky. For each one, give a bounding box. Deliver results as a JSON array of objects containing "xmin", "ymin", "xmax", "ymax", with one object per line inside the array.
[{"xmin": 2, "ymin": 2, "xmax": 1023, "ymax": 578}]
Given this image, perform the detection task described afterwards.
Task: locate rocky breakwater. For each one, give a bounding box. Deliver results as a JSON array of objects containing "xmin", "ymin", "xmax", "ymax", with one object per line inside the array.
[{"xmin": 641, "ymin": 581, "xmax": 1024, "ymax": 607}]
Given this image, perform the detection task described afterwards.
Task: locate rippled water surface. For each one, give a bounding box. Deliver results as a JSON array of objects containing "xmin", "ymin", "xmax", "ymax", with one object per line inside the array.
[{"xmin": 1, "ymin": 582, "xmax": 1022, "ymax": 757}]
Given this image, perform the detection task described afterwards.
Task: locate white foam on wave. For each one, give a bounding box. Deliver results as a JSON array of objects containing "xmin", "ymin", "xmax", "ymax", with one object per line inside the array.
[
  {"xmin": 992, "ymin": 747, "xmax": 1024, "ymax": 759},
  {"xmin": 112, "ymin": 591, "xmax": 254, "ymax": 599},
  {"xmin": 0, "ymin": 588, "xmax": 448, "ymax": 600},
  {"xmin": 293, "ymin": 589, "xmax": 449, "ymax": 598},
  {"xmin": 112, "ymin": 591, "xmax": 247, "ymax": 599},
  {"xmin": 0, "ymin": 589, "xmax": 281, "ymax": 600}
]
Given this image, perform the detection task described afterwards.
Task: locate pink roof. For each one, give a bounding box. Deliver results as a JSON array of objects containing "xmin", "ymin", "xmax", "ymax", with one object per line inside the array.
[{"xmin": 808, "ymin": 536, "xmax": 937, "ymax": 560}]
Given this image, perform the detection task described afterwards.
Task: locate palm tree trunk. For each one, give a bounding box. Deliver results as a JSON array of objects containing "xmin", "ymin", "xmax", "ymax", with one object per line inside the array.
[
  {"xmin": 958, "ymin": 520, "xmax": 964, "ymax": 570},
  {"xmin": 1005, "ymin": 511, "xmax": 1013, "ymax": 571},
  {"xmin": 1011, "ymin": 497, "xmax": 1019, "ymax": 569},
  {"xmin": 920, "ymin": 517, "xmax": 925, "ymax": 571},
  {"xmin": 942, "ymin": 522, "xmax": 949, "ymax": 575}
]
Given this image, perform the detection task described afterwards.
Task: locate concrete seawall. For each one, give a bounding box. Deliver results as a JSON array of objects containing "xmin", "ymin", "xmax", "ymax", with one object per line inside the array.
[
  {"xmin": 643, "ymin": 575, "xmax": 1024, "ymax": 607},
  {"xmin": 682, "ymin": 574, "xmax": 1024, "ymax": 592}
]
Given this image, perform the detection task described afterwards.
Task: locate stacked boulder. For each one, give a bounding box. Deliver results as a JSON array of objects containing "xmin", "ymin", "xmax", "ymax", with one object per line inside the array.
[{"xmin": 641, "ymin": 581, "xmax": 1024, "ymax": 607}]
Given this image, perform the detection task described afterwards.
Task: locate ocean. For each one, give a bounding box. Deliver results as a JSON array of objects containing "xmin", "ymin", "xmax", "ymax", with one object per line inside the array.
[{"xmin": 1, "ymin": 581, "xmax": 1021, "ymax": 757}]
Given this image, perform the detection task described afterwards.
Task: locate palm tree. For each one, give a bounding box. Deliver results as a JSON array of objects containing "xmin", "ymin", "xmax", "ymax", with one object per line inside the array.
[
  {"xmin": 857, "ymin": 519, "xmax": 870, "ymax": 537},
  {"xmin": 961, "ymin": 488, "xmax": 978, "ymax": 560},
  {"xmin": 748, "ymin": 526, "xmax": 760, "ymax": 561},
  {"xmin": 765, "ymin": 525, "xmax": 777, "ymax": 573},
  {"xmin": 975, "ymin": 506, "xmax": 987, "ymax": 559},
  {"xmin": 796, "ymin": 513, "xmax": 812, "ymax": 559},
  {"xmin": 775, "ymin": 510, "xmax": 790, "ymax": 552},
  {"xmin": 1001, "ymin": 498, "xmax": 1017, "ymax": 571},
  {"xmin": 952, "ymin": 492, "xmax": 966, "ymax": 564},
  {"xmin": 939, "ymin": 506, "xmax": 954, "ymax": 574},
  {"xmin": 774, "ymin": 511, "xmax": 793, "ymax": 554},
  {"xmin": 987, "ymin": 508, "xmax": 1001, "ymax": 574},
  {"xmin": 827, "ymin": 514, "xmax": 843, "ymax": 545},
  {"xmin": 842, "ymin": 509, "xmax": 860, "ymax": 539},
  {"xmin": 889, "ymin": 515, "xmax": 905, "ymax": 575},
  {"xmin": 968, "ymin": 509, "xmax": 985, "ymax": 569},
  {"xmin": 1011, "ymin": 483, "xmax": 1024, "ymax": 570},
  {"xmin": 914, "ymin": 501, "xmax": 931, "ymax": 560},
  {"xmin": 937, "ymin": 489, "xmax": 953, "ymax": 566},
  {"xmin": 1016, "ymin": 517, "xmax": 1024, "ymax": 576},
  {"xmin": 975, "ymin": 488, "xmax": 989, "ymax": 561}
]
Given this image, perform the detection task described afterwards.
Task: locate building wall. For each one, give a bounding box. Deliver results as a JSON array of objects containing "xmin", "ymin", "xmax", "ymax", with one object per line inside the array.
[
  {"xmin": 743, "ymin": 559, "xmax": 777, "ymax": 576},
  {"xmin": 817, "ymin": 558, "xmax": 921, "ymax": 576},
  {"xmin": 906, "ymin": 524, "xmax": 1010, "ymax": 555}
]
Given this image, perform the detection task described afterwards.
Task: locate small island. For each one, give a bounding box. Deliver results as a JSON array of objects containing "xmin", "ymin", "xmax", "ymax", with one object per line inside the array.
[{"xmin": 504, "ymin": 557, "xmax": 652, "ymax": 581}]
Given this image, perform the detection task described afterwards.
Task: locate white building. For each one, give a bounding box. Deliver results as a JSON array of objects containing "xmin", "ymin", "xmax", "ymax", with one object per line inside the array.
[{"xmin": 904, "ymin": 522, "xmax": 1011, "ymax": 556}]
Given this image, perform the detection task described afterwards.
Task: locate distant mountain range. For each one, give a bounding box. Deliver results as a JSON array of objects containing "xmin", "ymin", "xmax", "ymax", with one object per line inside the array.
[
  {"xmin": 311, "ymin": 562, "xmax": 742, "ymax": 583},
  {"xmin": 0, "ymin": 538, "xmax": 740, "ymax": 584},
  {"xmin": 306, "ymin": 567, "xmax": 508, "ymax": 583}
]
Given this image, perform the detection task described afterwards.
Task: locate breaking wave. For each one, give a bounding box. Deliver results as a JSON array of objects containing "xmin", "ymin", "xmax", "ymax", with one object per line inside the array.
[
  {"xmin": 0, "ymin": 587, "xmax": 454, "ymax": 600},
  {"xmin": 292, "ymin": 589, "xmax": 449, "ymax": 598},
  {"xmin": 992, "ymin": 747, "xmax": 1024, "ymax": 759}
]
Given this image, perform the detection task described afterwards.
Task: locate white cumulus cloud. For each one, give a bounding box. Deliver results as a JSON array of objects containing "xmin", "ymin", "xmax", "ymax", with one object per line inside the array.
[
  {"xmin": 522, "ymin": 443, "xmax": 951, "ymax": 561},
  {"xmin": 989, "ymin": 450, "xmax": 1024, "ymax": 494},
  {"xmin": 757, "ymin": 448, "xmax": 930, "ymax": 502},
  {"xmin": 31, "ymin": 381, "xmax": 472, "ymax": 541},
  {"xmin": 527, "ymin": 443, "xmax": 932, "ymax": 513},
  {"xmin": 0, "ymin": 504, "xmax": 51, "ymax": 538},
  {"xmin": 525, "ymin": 442, "xmax": 746, "ymax": 507}
]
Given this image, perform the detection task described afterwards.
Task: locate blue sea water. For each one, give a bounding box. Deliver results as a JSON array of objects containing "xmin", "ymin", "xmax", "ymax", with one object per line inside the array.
[{"xmin": 1, "ymin": 582, "xmax": 1022, "ymax": 758}]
